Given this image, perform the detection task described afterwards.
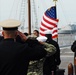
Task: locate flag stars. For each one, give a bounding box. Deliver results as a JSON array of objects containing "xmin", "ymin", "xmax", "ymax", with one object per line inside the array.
[{"xmin": 40, "ymin": 6, "xmax": 58, "ymax": 39}]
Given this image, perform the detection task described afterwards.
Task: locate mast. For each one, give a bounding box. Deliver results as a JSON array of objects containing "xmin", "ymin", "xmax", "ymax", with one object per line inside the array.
[{"xmin": 28, "ymin": 0, "xmax": 31, "ymax": 35}]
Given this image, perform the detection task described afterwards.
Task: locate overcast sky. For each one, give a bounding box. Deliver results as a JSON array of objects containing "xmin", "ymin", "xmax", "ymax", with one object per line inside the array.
[{"xmin": 0, "ymin": 0, "xmax": 76, "ymax": 29}]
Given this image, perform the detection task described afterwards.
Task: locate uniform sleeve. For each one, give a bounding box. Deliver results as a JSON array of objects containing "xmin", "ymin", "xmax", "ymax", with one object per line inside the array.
[
  {"xmin": 24, "ymin": 44, "xmax": 47, "ymax": 61},
  {"xmin": 43, "ymin": 43, "xmax": 56, "ymax": 56},
  {"xmin": 25, "ymin": 38, "xmax": 40, "ymax": 47}
]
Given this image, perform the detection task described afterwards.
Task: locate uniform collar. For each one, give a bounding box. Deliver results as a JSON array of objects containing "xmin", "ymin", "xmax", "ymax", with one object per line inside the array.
[{"xmin": 3, "ymin": 38, "xmax": 15, "ymax": 42}]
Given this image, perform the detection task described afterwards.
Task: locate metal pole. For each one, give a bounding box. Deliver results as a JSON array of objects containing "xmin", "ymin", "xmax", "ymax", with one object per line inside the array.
[
  {"xmin": 53, "ymin": 0, "xmax": 58, "ymax": 42},
  {"xmin": 53, "ymin": 0, "xmax": 57, "ymax": 5},
  {"xmin": 28, "ymin": 0, "xmax": 31, "ymax": 35}
]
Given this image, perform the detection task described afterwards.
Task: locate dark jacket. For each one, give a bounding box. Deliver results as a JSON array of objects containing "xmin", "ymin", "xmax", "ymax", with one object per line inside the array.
[
  {"xmin": 43, "ymin": 34, "xmax": 61, "ymax": 74},
  {"xmin": 0, "ymin": 36, "xmax": 3, "ymax": 41},
  {"xmin": 71, "ymin": 40, "xmax": 76, "ymax": 57},
  {"xmin": 0, "ymin": 38, "xmax": 47, "ymax": 75},
  {"xmin": 71, "ymin": 40, "xmax": 76, "ymax": 52}
]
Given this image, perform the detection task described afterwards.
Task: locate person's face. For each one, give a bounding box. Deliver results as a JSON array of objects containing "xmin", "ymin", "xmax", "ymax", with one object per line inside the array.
[{"xmin": 33, "ymin": 31, "xmax": 39, "ymax": 37}]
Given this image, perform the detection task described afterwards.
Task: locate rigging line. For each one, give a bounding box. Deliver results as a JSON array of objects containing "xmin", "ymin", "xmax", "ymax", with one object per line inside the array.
[
  {"xmin": 19, "ymin": 0, "xmax": 23, "ymax": 20},
  {"xmin": 32, "ymin": 0, "xmax": 38, "ymax": 29},
  {"xmin": 14, "ymin": 0, "xmax": 20, "ymax": 19},
  {"xmin": 36, "ymin": 1, "xmax": 40, "ymax": 27},
  {"xmin": 42, "ymin": 0, "xmax": 48, "ymax": 10},
  {"xmin": 0, "ymin": 0, "xmax": 1, "ymax": 20},
  {"xmin": 38, "ymin": 1, "xmax": 47, "ymax": 18},
  {"xmin": 59, "ymin": 1, "xmax": 69, "ymax": 28},
  {"xmin": 9, "ymin": 0, "xmax": 15, "ymax": 19},
  {"xmin": 37, "ymin": 0, "xmax": 45, "ymax": 30}
]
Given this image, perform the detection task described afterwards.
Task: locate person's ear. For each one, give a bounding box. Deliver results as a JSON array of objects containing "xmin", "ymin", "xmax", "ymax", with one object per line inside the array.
[
  {"xmin": 15, "ymin": 31, "xmax": 18, "ymax": 37},
  {"xmin": 2, "ymin": 31, "xmax": 4, "ymax": 36}
]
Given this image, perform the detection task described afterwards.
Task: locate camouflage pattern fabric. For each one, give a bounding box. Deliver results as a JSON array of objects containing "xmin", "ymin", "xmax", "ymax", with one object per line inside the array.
[
  {"xmin": 27, "ymin": 58, "xmax": 45, "ymax": 75},
  {"xmin": 27, "ymin": 43, "xmax": 56, "ymax": 75}
]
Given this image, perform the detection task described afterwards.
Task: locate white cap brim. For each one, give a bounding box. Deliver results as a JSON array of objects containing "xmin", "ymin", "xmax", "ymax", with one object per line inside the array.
[
  {"xmin": 0, "ymin": 19, "xmax": 21, "ymax": 28},
  {"xmin": 36, "ymin": 36, "xmax": 47, "ymax": 42}
]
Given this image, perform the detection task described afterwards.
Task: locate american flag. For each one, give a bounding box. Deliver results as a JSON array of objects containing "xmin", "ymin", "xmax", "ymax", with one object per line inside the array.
[{"xmin": 39, "ymin": 6, "xmax": 59, "ymax": 38}]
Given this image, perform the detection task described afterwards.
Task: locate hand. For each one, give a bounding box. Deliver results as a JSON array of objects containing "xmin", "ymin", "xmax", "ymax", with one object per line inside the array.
[
  {"xmin": 39, "ymin": 41, "xmax": 44, "ymax": 44},
  {"xmin": 17, "ymin": 31, "xmax": 27, "ymax": 41}
]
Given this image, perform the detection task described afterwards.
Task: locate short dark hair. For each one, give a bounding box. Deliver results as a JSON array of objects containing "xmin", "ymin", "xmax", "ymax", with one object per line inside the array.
[
  {"xmin": 33, "ymin": 30, "xmax": 39, "ymax": 34},
  {"xmin": 3, "ymin": 27, "xmax": 18, "ymax": 30},
  {"xmin": 24, "ymin": 32, "xmax": 28, "ymax": 36}
]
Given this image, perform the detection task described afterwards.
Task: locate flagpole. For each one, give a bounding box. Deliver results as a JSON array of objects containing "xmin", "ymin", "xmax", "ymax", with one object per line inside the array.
[
  {"xmin": 53, "ymin": 0, "xmax": 57, "ymax": 6},
  {"xmin": 28, "ymin": 0, "xmax": 31, "ymax": 35},
  {"xmin": 53, "ymin": 0, "xmax": 58, "ymax": 42}
]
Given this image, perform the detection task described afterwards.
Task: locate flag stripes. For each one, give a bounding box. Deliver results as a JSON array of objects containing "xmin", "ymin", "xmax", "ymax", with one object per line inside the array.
[{"xmin": 39, "ymin": 6, "xmax": 59, "ymax": 39}]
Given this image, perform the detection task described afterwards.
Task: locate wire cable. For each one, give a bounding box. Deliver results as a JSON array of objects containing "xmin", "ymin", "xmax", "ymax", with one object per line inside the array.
[
  {"xmin": 58, "ymin": 0, "xmax": 69, "ymax": 29},
  {"xmin": 9, "ymin": 0, "xmax": 15, "ymax": 19}
]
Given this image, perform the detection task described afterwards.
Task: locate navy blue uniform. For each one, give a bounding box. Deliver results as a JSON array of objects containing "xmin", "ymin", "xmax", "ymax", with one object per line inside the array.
[
  {"xmin": 71, "ymin": 40, "xmax": 76, "ymax": 52},
  {"xmin": 43, "ymin": 34, "xmax": 61, "ymax": 75},
  {"xmin": 0, "ymin": 38, "xmax": 47, "ymax": 75}
]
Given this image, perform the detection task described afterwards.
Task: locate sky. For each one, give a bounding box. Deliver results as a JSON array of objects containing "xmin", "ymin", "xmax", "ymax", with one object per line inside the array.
[{"xmin": 0, "ymin": 0, "xmax": 76, "ymax": 31}]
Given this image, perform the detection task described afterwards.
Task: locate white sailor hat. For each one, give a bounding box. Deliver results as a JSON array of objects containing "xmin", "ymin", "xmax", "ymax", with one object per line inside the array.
[
  {"xmin": 0, "ymin": 19, "xmax": 21, "ymax": 30},
  {"xmin": 44, "ymin": 30, "xmax": 52, "ymax": 34},
  {"xmin": 36, "ymin": 36, "xmax": 47, "ymax": 42}
]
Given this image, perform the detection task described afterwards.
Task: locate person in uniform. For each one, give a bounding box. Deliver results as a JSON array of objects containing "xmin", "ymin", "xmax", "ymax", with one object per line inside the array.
[
  {"xmin": 0, "ymin": 19, "xmax": 47, "ymax": 75},
  {"xmin": 26, "ymin": 30, "xmax": 39, "ymax": 41},
  {"xmin": 27, "ymin": 36, "xmax": 56, "ymax": 75},
  {"xmin": 71, "ymin": 40, "xmax": 76, "ymax": 52},
  {"xmin": 71, "ymin": 40, "xmax": 76, "ymax": 75},
  {"xmin": 43, "ymin": 30, "xmax": 61, "ymax": 75},
  {"xmin": 33, "ymin": 30, "xmax": 39, "ymax": 37}
]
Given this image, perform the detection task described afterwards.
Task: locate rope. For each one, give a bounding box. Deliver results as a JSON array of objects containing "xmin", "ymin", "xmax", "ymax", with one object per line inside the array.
[
  {"xmin": 9, "ymin": 0, "xmax": 15, "ymax": 19},
  {"xmin": 58, "ymin": 0, "xmax": 70, "ymax": 29},
  {"xmin": 14, "ymin": 0, "xmax": 20, "ymax": 19},
  {"xmin": 0, "ymin": 0, "xmax": 1, "ymax": 20}
]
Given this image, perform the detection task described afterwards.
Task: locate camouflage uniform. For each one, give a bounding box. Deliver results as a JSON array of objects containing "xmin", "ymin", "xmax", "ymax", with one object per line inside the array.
[{"xmin": 27, "ymin": 43, "xmax": 56, "ymax": 75}]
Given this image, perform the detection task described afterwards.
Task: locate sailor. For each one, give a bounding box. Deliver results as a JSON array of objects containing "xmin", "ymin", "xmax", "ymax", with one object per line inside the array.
[
  {"xmin": 36, "ymin": 36, "xmax": 56, "ymax": 55},
  {"xmin": 33, "ymin": 30, "xmax": 39, "ymax": 37},
  {"xmin": 0, "ymin": 19, "xmax": 47, "ymax": 75},
  {"xmin": 27, "ymin": 36, "xmax": 56, "ymax": 75},
  {"xmin": 43, "ymin": 30, "xmax": 61, "ymax": 75}
]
